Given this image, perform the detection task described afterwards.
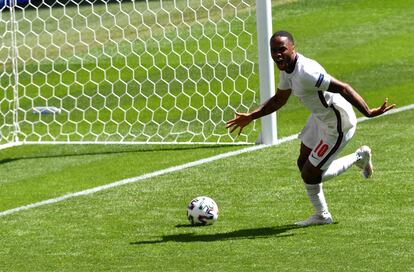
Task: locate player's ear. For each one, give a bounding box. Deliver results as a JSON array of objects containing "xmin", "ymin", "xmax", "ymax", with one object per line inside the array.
[{"xmin": 288, "ymin": 42, "xmax": 295, "ymax": 52}]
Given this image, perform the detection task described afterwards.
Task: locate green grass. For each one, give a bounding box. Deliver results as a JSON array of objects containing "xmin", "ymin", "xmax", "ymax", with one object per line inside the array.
[
  {"xmin": 1, "ymin": 0, "xmax": 414, "ymax": 271},
  {"xmin": 0, "ymin": 144, "xmax": 243, "ymax": 211},
  {"xmin": 1, "ymin": 109, "xmax": 413, "ymax": 271}
]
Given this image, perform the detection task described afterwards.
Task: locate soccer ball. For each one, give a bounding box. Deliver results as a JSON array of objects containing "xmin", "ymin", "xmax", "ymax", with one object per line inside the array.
[{"xmin": 187, "ymin": 196, "xmax": 219, "ymax": 225}]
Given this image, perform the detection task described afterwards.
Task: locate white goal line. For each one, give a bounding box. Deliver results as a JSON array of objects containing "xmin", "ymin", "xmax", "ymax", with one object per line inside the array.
[{"xmin": 0, "ymin": 103, "xmax": 412, "ymax": 218}]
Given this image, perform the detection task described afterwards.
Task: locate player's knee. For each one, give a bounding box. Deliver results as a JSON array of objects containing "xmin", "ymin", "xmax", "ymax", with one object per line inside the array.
[
  {"xmin": 301, "ymin": 168, "xmax": 322, "ymax": 184},
  {"xmin": 297, "ymin": 157, "xmax": 306, "ymax": 171}
]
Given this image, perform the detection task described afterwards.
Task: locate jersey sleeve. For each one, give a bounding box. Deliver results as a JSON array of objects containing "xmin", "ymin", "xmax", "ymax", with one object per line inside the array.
[
  {"xmin": 302, "ymin": 69, "xmax": 331, "ymax": 92},
  {"xmin": 278, "ymin": 71, "xmax": 290, "ymax": 90}
]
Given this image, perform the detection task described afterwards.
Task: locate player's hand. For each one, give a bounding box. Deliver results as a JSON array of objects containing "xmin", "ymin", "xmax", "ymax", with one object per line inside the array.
[
  {"xmin": 368, "ymin": 98, "xmax": 396, "ymax": 117},
  {"xmin": 225, "ymin": 112, "xmax": 253, "ymax": 135}
]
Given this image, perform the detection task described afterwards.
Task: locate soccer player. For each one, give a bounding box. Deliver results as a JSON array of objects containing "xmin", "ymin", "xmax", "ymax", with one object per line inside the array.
[{"xmin": 226, "ymin": 31, "xmax": 395, "ymax": 226}]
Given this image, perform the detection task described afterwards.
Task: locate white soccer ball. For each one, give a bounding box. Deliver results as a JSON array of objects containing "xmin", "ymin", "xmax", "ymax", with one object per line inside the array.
[{"xmin": 187, "ymin": 196, "xmax": 219, "ymax": 225}]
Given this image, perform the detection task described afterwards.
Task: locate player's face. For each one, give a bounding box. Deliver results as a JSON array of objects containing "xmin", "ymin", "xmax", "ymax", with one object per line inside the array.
[{"xmin": 270, "ymin": 36, "xmax": 296, "ymax": 72}]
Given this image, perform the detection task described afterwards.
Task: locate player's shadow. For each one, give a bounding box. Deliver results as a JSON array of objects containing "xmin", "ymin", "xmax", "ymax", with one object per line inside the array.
[{"xmin": 131, "ymin": 224, "xmax": 301, "ymax": 245}]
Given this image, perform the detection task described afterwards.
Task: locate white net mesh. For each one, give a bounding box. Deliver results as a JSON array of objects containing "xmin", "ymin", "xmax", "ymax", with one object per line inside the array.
[{"xmin": 0, "ymin": 0, "xmax": 260, "ymax": 144}]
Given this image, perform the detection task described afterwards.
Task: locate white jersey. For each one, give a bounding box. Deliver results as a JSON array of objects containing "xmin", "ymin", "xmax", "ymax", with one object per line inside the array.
[{"xmin": 278, "ymin": 53, "xmax": 356, "ymax": 131}]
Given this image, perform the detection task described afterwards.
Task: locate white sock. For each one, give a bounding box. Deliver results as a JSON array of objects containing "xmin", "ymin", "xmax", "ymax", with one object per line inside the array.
[
  {"xmin": 321, "ymin": 153, "xmax": 358, "ymax": 182},
  {"xmin": 304, "ymin": 183, "xmax": 328, "ymax": 215}
]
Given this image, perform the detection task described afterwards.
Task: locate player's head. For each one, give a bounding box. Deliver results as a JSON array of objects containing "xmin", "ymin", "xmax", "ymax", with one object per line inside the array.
[{"xmin": 270, "ymin": 31, "xmax": 297, "ymax": 72}]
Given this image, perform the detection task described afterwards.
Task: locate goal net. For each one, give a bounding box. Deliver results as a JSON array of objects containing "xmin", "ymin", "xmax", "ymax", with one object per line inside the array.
[{"xmin": 0, "ymin": 0, "xmax": 267, "ymax": 146}]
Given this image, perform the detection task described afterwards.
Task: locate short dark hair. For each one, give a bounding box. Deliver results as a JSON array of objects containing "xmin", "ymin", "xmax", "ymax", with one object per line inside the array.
[{"xmin": 271, "ymin": 30, "xmax": 295, "ymax": 45}]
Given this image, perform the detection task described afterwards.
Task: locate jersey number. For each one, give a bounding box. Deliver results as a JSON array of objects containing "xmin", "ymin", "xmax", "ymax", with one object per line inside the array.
[{"xmin": 314, "ymin": 140, "xmax": 329, "ymax": 157}]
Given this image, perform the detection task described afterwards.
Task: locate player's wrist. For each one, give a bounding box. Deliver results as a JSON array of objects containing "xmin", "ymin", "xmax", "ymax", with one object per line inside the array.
[{"xmin": 250, "ymin": 111, "xmax": 261, "ymax": 120}]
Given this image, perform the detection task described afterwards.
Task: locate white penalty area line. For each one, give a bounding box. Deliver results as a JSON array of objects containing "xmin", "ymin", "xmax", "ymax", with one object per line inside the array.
[
  {"xmin": 356, "ymin": 103, "xmax": 414, "ymax": 122},
  {"xmin": 0, "ymin": 136, "xmax": 297, "ymax": 218},
  {"xmin": 1, "ymin": 103, "xmax": 413, "ymax": 218}
]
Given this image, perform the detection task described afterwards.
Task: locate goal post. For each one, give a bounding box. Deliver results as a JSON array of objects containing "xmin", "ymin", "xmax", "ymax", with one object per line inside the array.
[
  {"xmin": 255, "ymin": 0, "xmax": 276, "ymax": 145},
  {"xmin": 0, "ymin": 0, "xmax": 277, "ymax": 146}
]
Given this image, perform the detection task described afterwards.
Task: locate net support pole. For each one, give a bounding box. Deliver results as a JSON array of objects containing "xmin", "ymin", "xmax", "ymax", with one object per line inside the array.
[
  {"xmin": 10, "ymin": 0, "xmax": 21, "ymax": 143},
  {"xmin": 255, "ymin": 0, "xmax": 277, "ymax": 145}
]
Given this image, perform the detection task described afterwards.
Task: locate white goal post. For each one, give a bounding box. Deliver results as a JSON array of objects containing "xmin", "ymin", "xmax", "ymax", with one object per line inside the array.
[{"xmin": 0, "ymin": 0, "xmax": 276, "ymax": 147}]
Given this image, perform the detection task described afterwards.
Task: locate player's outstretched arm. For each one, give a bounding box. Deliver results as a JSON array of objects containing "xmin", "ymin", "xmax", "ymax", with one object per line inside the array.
[
  {"xmin": 225, "ymin": 89, "xmax": 291, "ymax": 135},
  {"xmin": 328, "ymin": 77, "xmax": 395, "ymax": 117}
]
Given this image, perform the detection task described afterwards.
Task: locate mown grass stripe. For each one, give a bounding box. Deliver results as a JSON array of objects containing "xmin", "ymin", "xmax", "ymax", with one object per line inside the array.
[{"xmin": 0, "ymin": 104, "xmax": 411, "ymax": 217}]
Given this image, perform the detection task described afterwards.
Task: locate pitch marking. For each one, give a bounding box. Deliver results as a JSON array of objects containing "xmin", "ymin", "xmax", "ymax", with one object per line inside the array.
[{"xmin": 0, "ymin": 104, "xmax": 412, "ymax": 217}]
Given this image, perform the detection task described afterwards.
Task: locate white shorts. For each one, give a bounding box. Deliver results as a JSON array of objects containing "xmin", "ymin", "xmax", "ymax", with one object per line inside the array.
[{"xmin": 299, "ymin": 114, "xmax": 356, "ymax": 170}]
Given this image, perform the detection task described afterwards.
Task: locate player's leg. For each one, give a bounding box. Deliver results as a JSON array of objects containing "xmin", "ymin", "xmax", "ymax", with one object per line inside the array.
[
  {"xmin": 296, "ymin": 147, "xmax": 372, "ymax": 226},
  {"xmin": 319, "ymin": 127, "xmax": 357, "ymax": 181},
  {"xmin": 297, "ymin": 126, "xmax": 371, "ymax": 226},
  {"xmin": 297, "ymin": 115, "xmax": 353, "ymax": 225},
  {"xmin": 296, "ymin": 116, "xmax": 332, "ymax": 225},
  {"xmin": 296, "ymin": 153, "xmax": 332, "ymax": 226},
  {"xmin": 298, "ymin": 127, "xmax": 353, "ymax": 226},
  {"xmin": 296, "ymin": 137, "xmax": 331, "ymax": 225},
  {"xmin": 297, "ymin": 143, "xmax": 312, "ymax": 172},
  {"xmin": 319, "ymin": 128, "xmax": 373, "ymax": 181},
  {"xmin": 296, "ymin": 133, "xmax": 330, "ymax": 220},
  {"xmin": 302, "ymin": 143, "xmax": 371, "ymax": 182}
]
